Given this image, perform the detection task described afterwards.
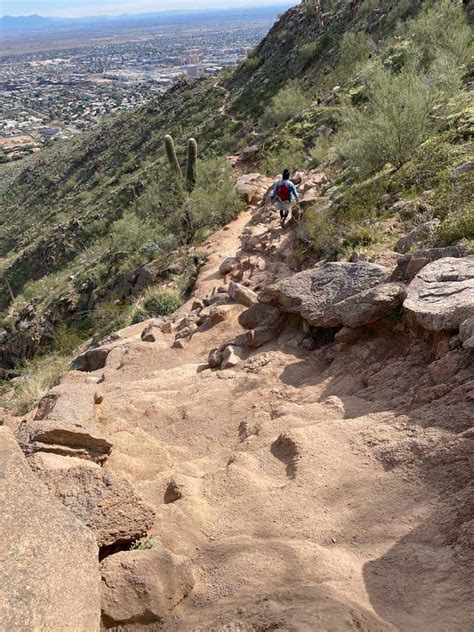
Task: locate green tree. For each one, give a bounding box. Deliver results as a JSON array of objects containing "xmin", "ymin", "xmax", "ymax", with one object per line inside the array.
[{"xmin": 335, "ymin": 56, "xmax": 462, "ymax": 174}]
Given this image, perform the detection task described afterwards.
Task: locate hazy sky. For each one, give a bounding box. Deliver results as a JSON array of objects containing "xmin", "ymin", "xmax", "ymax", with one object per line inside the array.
[{"xmin": 1, "ymin": 0, "xmax": 291, "ymax": 18}]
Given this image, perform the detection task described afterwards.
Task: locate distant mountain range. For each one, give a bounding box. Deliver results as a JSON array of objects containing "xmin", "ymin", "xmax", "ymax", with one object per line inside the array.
[{"xmin": 1, "ymin": 5, "xmax": 292, "ymax": 34}]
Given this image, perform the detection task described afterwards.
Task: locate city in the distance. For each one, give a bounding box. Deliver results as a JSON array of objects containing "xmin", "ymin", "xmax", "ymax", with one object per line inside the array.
[{"xmin": 0, "ymin": 5, "xmax": 291, "ymax": 162}]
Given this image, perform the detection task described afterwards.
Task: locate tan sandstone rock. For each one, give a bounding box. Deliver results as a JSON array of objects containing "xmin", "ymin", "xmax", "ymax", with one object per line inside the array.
[
  {"xmin": 0, "ymin": 427, "xmax": 101, "ymax": 631},
  {"xmin": 100, "ymin": 548, "xmax": 195, "ymax": 626}
]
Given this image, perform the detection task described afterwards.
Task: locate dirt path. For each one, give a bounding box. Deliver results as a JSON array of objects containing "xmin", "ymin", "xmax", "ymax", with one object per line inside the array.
[{"xmin": 38, "ymin": 183, "xmax": 473, "ymax": 630}]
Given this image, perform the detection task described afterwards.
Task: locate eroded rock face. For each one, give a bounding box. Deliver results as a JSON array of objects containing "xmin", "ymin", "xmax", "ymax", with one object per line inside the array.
[
  {"xmin": 459, "ymin": 317, "xmax": 474, "ymax": 350},
  {"xmin": 72, "ymin": 347, "xmax": 110, "ymax": 372},
  {"xmin": 259, "ymin": 262, "xmax": 388, "ymax": 327},
  {"xmin": 100, "ymin": 548, "xmax": 195, "ymax": 626},
  {"xmin": 334, "ymin": 283, "xmax": 406, "ymax": 328},
  {"xmin": 404, "ymin": 256, "xmax": 474, "ymax": 332},
  {"xmin": 16, "ymin": 418, "xmax": 112, "ymax": 463},
  {"xmin": 35, "ymin": 463, "xmax": 155, "ymax": 548},
  {"xmin": 0, "ymin": 427, "xmax": 100, "ymax": 631}
]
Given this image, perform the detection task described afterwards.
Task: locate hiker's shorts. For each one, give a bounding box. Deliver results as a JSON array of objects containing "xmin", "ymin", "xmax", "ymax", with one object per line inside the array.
[{"xmin": 275, "ymin": 199, "xmax": 291, "ymax": 218}]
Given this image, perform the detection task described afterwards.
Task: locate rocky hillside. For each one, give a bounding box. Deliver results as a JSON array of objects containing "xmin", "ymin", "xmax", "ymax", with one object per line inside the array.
[
  {"xmin": 0, "ymin": 0, "xmax": 472, "ymax": 383},
  {"xmin": 2, "ymin": 166, "xmax": 473, "ymax": 629}
]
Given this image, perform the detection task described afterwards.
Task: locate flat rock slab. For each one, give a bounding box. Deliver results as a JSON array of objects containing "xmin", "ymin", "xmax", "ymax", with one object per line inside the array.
[
  {"xmin": 36, "ymin": 463, "xmax": 155, "ymax": 548},
  {"xmin": 259, "ymin": 262, "xmax": 388, "ymax": 327},
  {"xmin": 404, "ymin": 256, "xmax": 474, "ymax": 332},
  {"xmin": 100, "ymin": 548, "xmax": 195, "ymax": 626},
  {"xmin": 0, "ymin": 427, "xmax": 100, "ymax": 631}
]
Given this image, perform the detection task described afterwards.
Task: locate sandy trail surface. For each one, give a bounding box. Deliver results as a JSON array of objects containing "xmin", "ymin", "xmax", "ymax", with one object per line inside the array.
[{"xmin": 21, "ymin": 189, "xmax": 474, "ymax": 630}]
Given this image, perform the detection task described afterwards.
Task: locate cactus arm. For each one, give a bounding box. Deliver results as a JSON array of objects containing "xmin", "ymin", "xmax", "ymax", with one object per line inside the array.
[
  {"xmin": 164, "ymin": 134, "xmax": 182, "ymax": 177},
  {"xmin": 185, "ymin": 138, "xmax": 197, "ymax": 193}
]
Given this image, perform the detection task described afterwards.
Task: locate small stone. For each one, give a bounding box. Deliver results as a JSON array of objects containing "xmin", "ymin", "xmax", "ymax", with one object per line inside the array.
[
  {"xmin": 221, "ymin": 346, "xmax": 243, "ymax": 370},
  {"xmin": 228, "ymin": 282, "xmax": 258, "ymax": 307},
  {"xmin": 172, "ymin": 339, "xmax": 186, "ymax": 349},
  {"xmin": 208, "ymin": 348, "xmax": 223, "ymax": 368}
]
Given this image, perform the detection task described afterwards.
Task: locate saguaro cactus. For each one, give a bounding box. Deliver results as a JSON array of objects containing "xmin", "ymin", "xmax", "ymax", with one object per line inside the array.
[
  {"xmin": 164, "ymin": 134, "xmax": 198, "ymax": 193},
  {"xmin": 164, "ymin": 134, "xmax": 182, "ymax": 178},
  {"xmin": 185, "ymin": 138, "xmax": 197, "ymax": 193}
]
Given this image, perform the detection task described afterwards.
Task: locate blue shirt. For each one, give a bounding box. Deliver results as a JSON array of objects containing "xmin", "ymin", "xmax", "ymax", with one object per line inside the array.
[{"xmin": 271, "ymin": 178, "xmax": 299, "ymax": 202}]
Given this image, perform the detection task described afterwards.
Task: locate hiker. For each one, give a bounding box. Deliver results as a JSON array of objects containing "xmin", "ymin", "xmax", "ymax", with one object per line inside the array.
[{"xmin": 271, "ymin": 169, "xmax": 299, "ymax": 228}]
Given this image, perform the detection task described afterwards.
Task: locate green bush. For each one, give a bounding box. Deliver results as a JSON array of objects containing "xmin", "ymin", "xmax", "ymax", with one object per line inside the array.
[
  {"xmin": 261, "ymin": 80, "xmax": 310, "ymax": 130},
  {"xmin": 298, "ymin": 204, "xmax": 340, "ymax": 256},
  {"xmin": 403, "ymin": 0, "xmax": 471, "ymax": 69},
  {"xmin": 239, "ymin": 51, "xmax": 263, "ymax": 75},
  {"xmin": 435, "ymin": 210, "xmax": 474, "ymax": 247},
  {"xmin": 335, "ymin": 57, "xmax": 462, "ymax": 175},
  {"xmin": 142, "ymin": 289, "xmax": 182, "ymax": 317},
  {"xmin": 339, "ymin": 31, "xmax": 373, "ymax": 70},
  {"xmin": 131, "ymin": 306, "xmax": 149, "ymax": 325},
  {"xmin": 300, "ymin": 42, "xmax": 318, "ymax": 64},
  {"xmin": 309, "ymin": 137, "xmax": 332, "ymax": 167},
  {"xmin": 186, "ymin": 158, "xmax": 245, "ymax": 234},
  {"xmin": 262, "ymin": 138, "xmax": 307, "ymax": 177}
]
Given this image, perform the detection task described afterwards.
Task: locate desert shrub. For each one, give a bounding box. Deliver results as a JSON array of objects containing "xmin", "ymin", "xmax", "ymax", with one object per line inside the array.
[
  {"xmin": 239, "ymin": 50, "xmax": 263, "ymax": 74},
  {"xmin": 309, "ymin": 137, "xmax": 332, "ymax": 167},
  {"xmin": 51, "ymin": 324, "xmax": 85, "ymax": 355},
  {"xmin": 435, "ymin": 210, "xmax": 474, "ymax": 247},
  {"xmin": 12, "ymin": 354, "xmax": 70, "ymax": 415},
  {"xmin": 359, "ymin": 0, "xmax": 379, "ymax": 17},
  {"xmin": 334, "ymin": 58, "xmax": 462, "ymax": 175},
  {"xmin": 142, "ymin": 288, "xmax": 182, "ymax": 317},
  {"xmin": 186, "ymin": 158, "xmax": 245, "ymax": 234},
  {"xmin": 262, "ymin": 137, "xmax": 307, "ymax": 176},
  {"xmin": 341, "ymin": 223, "xmax": 384, "ymax": 250},
  {"xmin": 261, "ymin": 80, "xmax": 310, "ymax": 130},
  {"xmin": 300, "ymin": 42, "xmax": 318, "ymax": 64},
  {"xmin": 298, "ymin": 204, "xmax": 340, "ymax": 256},
  {"xmin": 403, "ymin": 0, "xmax": 471, "ymax": 69},
  {"xmin": 339, "ymin": 31, "xmax": 374, "ymax": 70},
  {"xmin": 131, "ymin": 306, "xmax": 149, "ymax": 325}
]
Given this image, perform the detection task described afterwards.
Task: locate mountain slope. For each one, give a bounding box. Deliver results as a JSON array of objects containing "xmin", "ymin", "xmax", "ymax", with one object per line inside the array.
[{"xmin": 0, "ymin": 0, "xmax": 472, "ymax": 381}]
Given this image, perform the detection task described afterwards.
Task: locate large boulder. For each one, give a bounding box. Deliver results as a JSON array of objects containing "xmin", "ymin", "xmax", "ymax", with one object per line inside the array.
[
  {"xmin": 35, "ymin": 461, "xmax": 155, "ymax": 549},
  {"xmin": 334, "ymin": 283, "xmax": 406, "ymax": 328},
  {"xmin": 403, "ymin": 256, "xmax": 474, "ymax": 332},
  {"xmin": 100, "ymin": 549, "xmax": 195, "ymax": 626},
  {"xmin": 259, "ymin": 262, "xmax": 388, "ymax": 327},
  {"xmin": 0, "ymin": 427, "xmax": 100, "ymax": 630}
]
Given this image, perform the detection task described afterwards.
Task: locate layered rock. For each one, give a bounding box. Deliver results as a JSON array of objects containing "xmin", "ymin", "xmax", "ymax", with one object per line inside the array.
[
  {"xmin": 16, "ymin": 418, "xmax": 112, "ymax": 463},
  {"xmin": 404, "ymin": 256, "xmax": 474, "ymax": 332},
  {"xmin": 0, "ymin": 427, "xmax": 100, "ymax": 630}
]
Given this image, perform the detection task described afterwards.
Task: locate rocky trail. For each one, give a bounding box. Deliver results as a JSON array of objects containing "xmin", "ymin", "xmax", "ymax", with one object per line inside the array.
[{"xmin": 1, "ymin": 169, "xmax": 473, "ymax": 631}]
